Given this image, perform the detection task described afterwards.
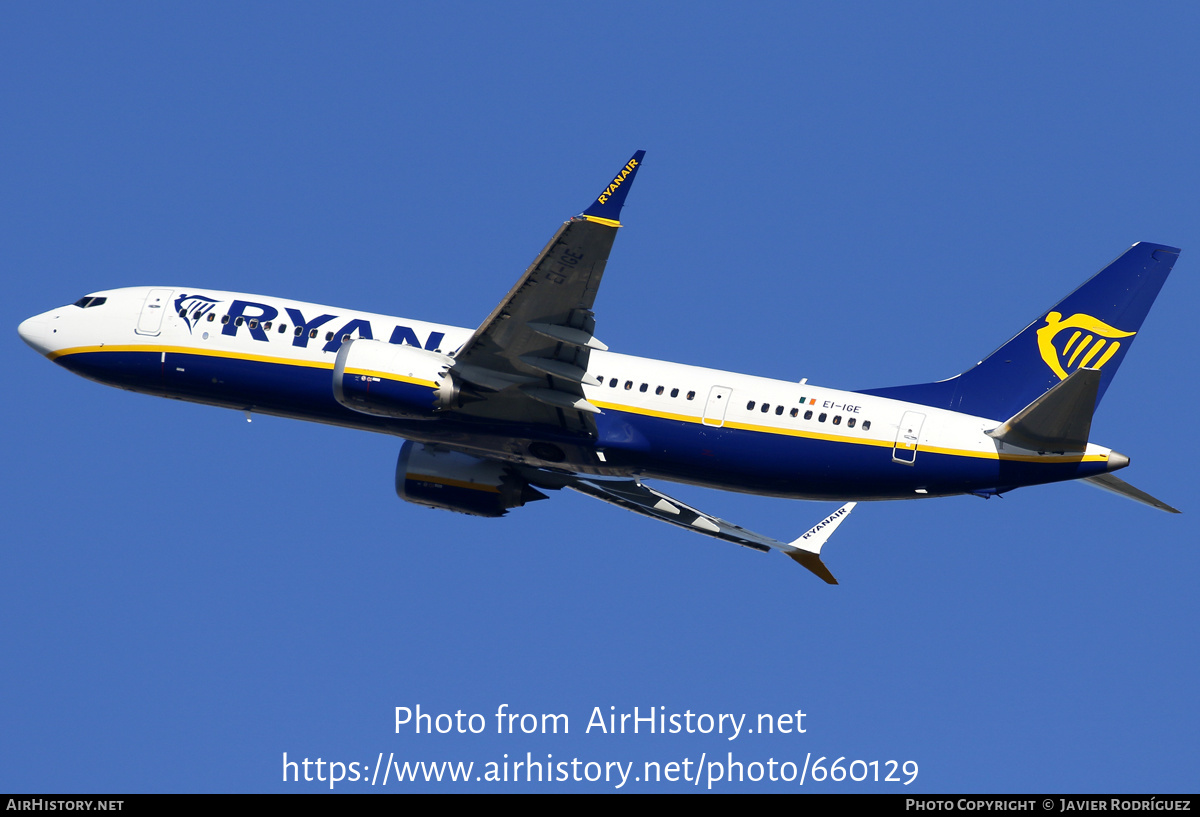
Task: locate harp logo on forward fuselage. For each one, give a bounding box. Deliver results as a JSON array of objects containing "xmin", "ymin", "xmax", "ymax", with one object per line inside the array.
[
  {"xmin": 174, "ymin": 293, "xmax": 221, "ymax": 332},
  {"xmin": 1036, "ymin": 311, "xmax": 1135, "ymax": 380}
]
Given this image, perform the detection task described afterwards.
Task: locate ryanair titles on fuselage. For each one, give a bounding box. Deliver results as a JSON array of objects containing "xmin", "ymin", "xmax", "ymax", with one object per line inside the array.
[
  {"xmin": 595, "ymin": 157, "xmax": 640, "ymax": 206},
  {"xmin": 174, "ymin": 293, "xmax": 447, "ymax": 354}
]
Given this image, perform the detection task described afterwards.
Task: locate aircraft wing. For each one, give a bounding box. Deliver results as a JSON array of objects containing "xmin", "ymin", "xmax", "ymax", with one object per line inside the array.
[
  {"xmin": 448, "ymin": 151, "xmax": 645, "ymax": 435},
  {"xmin": 565, "ymin": 476, "xmax": 855, "ymax": 584}
]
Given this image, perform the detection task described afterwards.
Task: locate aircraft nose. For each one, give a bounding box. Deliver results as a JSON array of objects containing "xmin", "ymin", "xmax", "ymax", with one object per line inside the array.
[{"xmin": 18, "ymin": 312, "xmax": 56, "ymax": 356}]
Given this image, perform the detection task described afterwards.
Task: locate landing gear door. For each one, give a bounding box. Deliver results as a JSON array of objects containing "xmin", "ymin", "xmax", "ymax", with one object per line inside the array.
[
  {"xmin": 135, "ymin": 289, "xmax": 174, "ymax": 337},
  {"xmin": 893, "ymin": 410, "xmax": 926, "ymax": 465},
  {"xmin": 702, "ymin": 386, "xmax": 733, "ymax": 428}
]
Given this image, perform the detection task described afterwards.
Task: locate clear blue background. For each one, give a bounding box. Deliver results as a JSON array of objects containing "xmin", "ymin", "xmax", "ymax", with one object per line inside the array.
[{"xmin": 3, "ymin": 2, "xmax": 1197, "ymax": 793}]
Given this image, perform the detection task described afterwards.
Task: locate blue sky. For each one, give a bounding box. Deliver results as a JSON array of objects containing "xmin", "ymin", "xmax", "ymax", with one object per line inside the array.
[{"xmin": 3, "ymin": 3, "xmax": 1198, "ymax": 792}]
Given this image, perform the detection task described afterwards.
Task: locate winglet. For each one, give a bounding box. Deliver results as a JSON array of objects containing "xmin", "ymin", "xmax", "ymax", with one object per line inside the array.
[
  {"xmin": 580, "ymin": 150, "xmax": 646, "ymax": 227},
  {"xmin": 783, "ymin": 502, "xmax": 857, "ymax": 584}
]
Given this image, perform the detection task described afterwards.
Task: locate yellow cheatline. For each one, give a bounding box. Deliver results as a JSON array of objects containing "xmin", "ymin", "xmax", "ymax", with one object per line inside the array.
[
  {"xmin": 53, "ymin": 347, "xmax": 1109, "ymax": 466},
  {"xmin": 593, "ymin": 399, "xmax": 1107, "ymax": 463},
  {"xmin": 921, "ymin": 443, "xmax": 1105, "ymax": 464},
  {"xmin": 53, "ymin": 345, "xmax": 438, "ymax": 389},
  {"xmin": 581, "ymin": 215, "xmax": 622, "ymax": 228},
  {"xmin": 725, "ymin": 418, "xmax": 894, "ymax": 450},
  {"xmin": 50, "ymin": 344, "xmax": 335, "ymax": 370},
  {"xmin": 590, "ymin": 399, "xmax": 696, "ymax": 425}
]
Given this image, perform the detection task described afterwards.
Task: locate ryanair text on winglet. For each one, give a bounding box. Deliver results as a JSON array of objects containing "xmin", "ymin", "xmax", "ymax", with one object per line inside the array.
[
  {"xmin": 801, "ymin": 506, "xmax": 852, "ymax": 540},
  {"xmin": 596, "ymin": 158, "xmax": 639, "ymax": 205}
]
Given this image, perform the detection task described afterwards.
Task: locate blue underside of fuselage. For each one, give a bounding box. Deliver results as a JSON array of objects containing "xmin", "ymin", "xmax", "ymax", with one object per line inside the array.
[{"xmin": 57, "ymin": 349, "xmax": 1112, "ymax": 500}]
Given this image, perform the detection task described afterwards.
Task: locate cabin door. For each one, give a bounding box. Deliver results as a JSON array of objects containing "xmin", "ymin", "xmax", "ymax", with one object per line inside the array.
[
  {"xmin": 892, "ymin": 411, "xmax": 926, "ymax": 464},
  {"xmin": 702, "ymin": 386, "xmax": 733, "ymax": 427},
  {"xmin": 135, "ymin": 289, "xmax": 174, "ymax": 336}
]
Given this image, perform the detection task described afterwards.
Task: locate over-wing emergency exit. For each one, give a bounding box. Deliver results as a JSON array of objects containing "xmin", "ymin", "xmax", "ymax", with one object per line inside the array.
[{"xmin": 18, "ymin": 151, "xmax": 1180, "ymax": 583}]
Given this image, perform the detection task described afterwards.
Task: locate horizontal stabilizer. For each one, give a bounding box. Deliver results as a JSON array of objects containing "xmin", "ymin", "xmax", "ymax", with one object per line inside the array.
[
  {"xmin": 1084, "ymin": 474, "xmax": 1180, "ymax": 513},
  {"xmin": 986, "ymin": 367, "xmax": 1100, "ymax": 452}
]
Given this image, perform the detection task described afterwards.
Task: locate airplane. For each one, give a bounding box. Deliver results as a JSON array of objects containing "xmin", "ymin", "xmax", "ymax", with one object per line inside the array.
[{"xmin": 17, "ymin": 150, "xmax": 1181, "ymax": 584}]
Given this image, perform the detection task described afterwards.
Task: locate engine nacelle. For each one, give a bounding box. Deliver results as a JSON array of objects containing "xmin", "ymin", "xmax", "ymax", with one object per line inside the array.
[
  {"xmin": 395, "ymin": 441, "xmax": 548, "ymax": 517},
  {"xmin": 333, "ymin": 338, "xmax": 458, "ymax": 419}
]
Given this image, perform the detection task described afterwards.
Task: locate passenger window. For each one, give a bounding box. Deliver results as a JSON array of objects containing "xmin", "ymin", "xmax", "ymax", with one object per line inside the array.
[
  {"xmin": 639, "ymin": 383, "xmax": 648, "ymax": 392},
  {"xmin": 775, "ymin": 405, "xmax": 784, "ymax": 415},
  {"xmin": 235, "ymin": 317, "xmax": 244, "ymax": 326},
  {"xmin": 342, "ymin": 334, "xmax": 350, "ymax": 342},
  {"xmin": 248, "ymin": 319, "xmax": 258, "ymax": 329},
  {"xmin": 279, "ymin": 323, "xmax": 288, "ymax": 334},
  {"xmin": 833, "ymin": 415, "xmax": 841, "ymax": 425},
  {"xmin": 848, "ymin": 418, "xmax": 856, "ymax": 428},
  {"xmin": 760, "ymin": 403, "xmax": 769, "ymax": 413},
  {"xmin": 207, "ymin": 313, "xmax": 215, "ymax": 322},
  {"xmin": 221, "ymin": 315, "xmax": 230, "ymax": 325},
  {"xmin": 790, "ymin": 408, "xmax": 798, "ymax": 418},
  {"xmin": 609, "ymin": 378, "xmax": 617, "ymax": 387},
  {"xmin": 655, "ymin": 386, "xmax": 664, "ymax": 395},
  {"xmin": 309, "ymin": 328, "xmax": 318, "ymax": 339},
  {"xmin": 624, "ymin": 380, "xmax": 633, "ymax": 390},
  {"xmin": 804, "ymin": 410, "xmax": 813, "ymax": 420},
  {"xmin": 818, "ymin": 413, "xmax": 827, "ymax": 422},
  {"xmin": 863, "ymin": 421, "xmax": 872, "ymax": 431},
  {"xmin": 670, "ymin": 388, "xmax": 679, "ymax": 398},
  {"xmin": 686, "ymin": 391, "xmax": 695, "ymax": 400},
  {"xmin": 263, "ymin": 321, "xmax": 272, "ymax": 331},
  {"xmin": 747, "ymin": 401, "xmax": 756, "ymax": 410}
]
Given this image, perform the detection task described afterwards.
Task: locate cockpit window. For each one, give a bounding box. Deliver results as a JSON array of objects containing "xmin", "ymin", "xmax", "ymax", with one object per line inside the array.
[{"xmin": 73, "ymin": 296, "xmax": 107, "ymax": 308}]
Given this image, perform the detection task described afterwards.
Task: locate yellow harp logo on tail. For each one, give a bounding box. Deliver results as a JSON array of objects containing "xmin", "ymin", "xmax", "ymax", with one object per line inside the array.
[{"xmin": 1036, "ymin": 311, "xmax": 1135, "ymax": 380}]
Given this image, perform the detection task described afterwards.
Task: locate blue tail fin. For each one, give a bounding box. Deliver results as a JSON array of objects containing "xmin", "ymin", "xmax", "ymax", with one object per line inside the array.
[{"xmin": 857, "ymin": 242, "xmax": 1180, "ymax": 420}]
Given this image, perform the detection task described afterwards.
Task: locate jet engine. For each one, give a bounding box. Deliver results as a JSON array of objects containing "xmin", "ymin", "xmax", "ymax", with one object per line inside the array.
[
  {"xmin": 395, "ymin": 441, "xmax": 548, "ymax": 517},
  {"xmin": 333, "ymin": 338, "xmax": 458, "ymax": 419}
]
